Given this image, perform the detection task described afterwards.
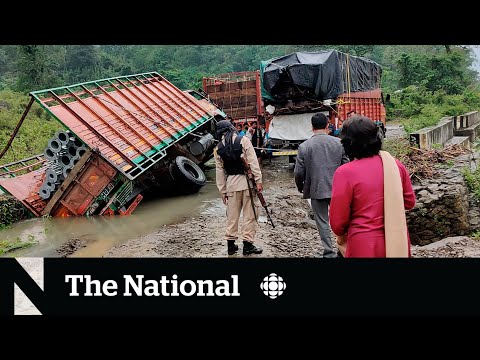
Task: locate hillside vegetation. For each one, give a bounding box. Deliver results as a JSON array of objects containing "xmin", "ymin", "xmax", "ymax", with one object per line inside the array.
[{"xmin": 1, "ymin": 45, "xmax": 479, "ymax": 165}]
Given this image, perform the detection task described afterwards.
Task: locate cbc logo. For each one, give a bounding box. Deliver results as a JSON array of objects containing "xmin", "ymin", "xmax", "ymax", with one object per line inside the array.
[{"xmin": 260, "ymin": 273, "xmax": 286, "ymax": 299}]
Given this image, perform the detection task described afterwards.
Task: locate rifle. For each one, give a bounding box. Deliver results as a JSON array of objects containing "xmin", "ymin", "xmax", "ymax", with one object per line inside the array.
[{"xmin": 240, "ymin": 154, "xmax": 275, "ymax": 228}]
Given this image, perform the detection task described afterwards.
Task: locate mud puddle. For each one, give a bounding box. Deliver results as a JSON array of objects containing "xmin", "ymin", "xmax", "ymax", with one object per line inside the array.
[{"xmin": 0, "ymin": 169, "xmax": 220, "ymax": 257}]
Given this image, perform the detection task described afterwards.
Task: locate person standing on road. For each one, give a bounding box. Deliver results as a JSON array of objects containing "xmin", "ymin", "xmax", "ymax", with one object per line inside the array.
[
  {"xmin": 294, "ymin": 113, "xmax": 349, "ymax": 258},
  {"xmin": 250, "ymin": 121, "xmax": 265, "ymax": 167},
  {"xmin": 214, "ymin": 120, "xmax": 264, "ymax": 256},
  {"xmin": 329, "ymin": 116, "xmax": 415, "ymax": 257}
]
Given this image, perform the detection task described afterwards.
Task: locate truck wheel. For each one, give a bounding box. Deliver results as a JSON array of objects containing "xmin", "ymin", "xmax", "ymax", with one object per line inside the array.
[{"xmin": 171, "ymin": 156, "xmax": 206, "ymax": 188}]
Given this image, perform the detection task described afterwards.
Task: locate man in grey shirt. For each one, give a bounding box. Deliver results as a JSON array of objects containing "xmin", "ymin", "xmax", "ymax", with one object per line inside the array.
[{"xmin": 294, "ymin": 113, "xmax": 349, "ymax": 258}]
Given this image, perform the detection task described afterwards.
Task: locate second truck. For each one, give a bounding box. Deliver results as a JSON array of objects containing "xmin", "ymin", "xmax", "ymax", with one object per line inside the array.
[{"xmin": 203, "ymin": 49, "xmax": 387, "ymax": 161}]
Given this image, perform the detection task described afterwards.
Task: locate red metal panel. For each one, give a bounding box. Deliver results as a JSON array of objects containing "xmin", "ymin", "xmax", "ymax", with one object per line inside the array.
[
  {"xmin": 0, "ymin": 168, "xmax": 47, "ymax": 216},
  {"xmin": 337, "ymin": 89, "xmax": 385, "ymax": 125},
  {"xmin": 51, "ymin": 155, "xmax": 116, "ymax": 217},
  {"xmin": 33, "ymin": 73, "xmax": 215, "ymax": 179},
  {"xmin": 339, "ymin": 89, "xmax": 382, "ymax": 99},
  {"xmin": 119, "ymin": 194, "xmax": 143, "ymax": 215}
]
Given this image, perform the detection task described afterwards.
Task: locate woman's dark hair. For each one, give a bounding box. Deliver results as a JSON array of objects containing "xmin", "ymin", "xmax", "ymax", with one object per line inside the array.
[{"xmin": 340, "ymin": 115, "xmax": 382, "ymax": 159}]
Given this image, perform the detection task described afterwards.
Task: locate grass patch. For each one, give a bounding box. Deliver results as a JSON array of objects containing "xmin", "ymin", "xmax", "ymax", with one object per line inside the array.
[
  {"xmin": 0, "ymin": 235, "xmax": 37, "ymax": 255},
  {"xmin": 463, "ymin": 166, "xmax": 480, "ymax": 201},
  {"xmin": 382, "ymin": 137, "xmax": 412, "ymax": 163},
  {"xmin": 471, "ymin": 230, "xmax": 480, "ymax": 240}
]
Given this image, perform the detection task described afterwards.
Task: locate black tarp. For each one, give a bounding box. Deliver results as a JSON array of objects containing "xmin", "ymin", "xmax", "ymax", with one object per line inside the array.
[{"xmin": 260, "ymin": 50, "xmax": 382, "ymax": 103}]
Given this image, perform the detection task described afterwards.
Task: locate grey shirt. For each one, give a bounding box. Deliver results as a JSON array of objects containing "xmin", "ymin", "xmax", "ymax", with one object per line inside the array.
[{"xmin": 294, "ymin": 133, "xmax": 349, "ymax": 200}]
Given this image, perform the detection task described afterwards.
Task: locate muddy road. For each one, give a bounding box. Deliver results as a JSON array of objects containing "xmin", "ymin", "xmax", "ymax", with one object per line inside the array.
[
  {"xmin": 106, "ymin": 157, "xmax": 323, "ymax": 258},
  {"xmin": 105, "ymin": 121, "xmax": 409, "ymax": 258},
  {"xmin": 385, "ymin": 119, "xmax": 406, "ymax": 139},
  {"xmin": 106, "ymin": 120, "xmax": 480, "ymax": 258}
]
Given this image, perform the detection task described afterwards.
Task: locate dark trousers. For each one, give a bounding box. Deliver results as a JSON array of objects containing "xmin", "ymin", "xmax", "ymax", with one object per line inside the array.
[{"xmin": 311, "ymin": 198, "xmax": 336, "ymax": 258}]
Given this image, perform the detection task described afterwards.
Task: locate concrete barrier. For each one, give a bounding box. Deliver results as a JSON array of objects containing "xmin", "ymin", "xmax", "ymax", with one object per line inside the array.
[
  {"xmin": 444, "ymin": 136, "xmax": 471, "ymax": 149},
  {"xmin": 454, "ymin": 111, "xmax": 480, "ymax": 129},
  {"xmin": 454, "ymin": 122, "xmax": 480, "ymax": 143},
  {"xmin": 410, "ymin": 117, "xmax": 454, "ymax": 149}
]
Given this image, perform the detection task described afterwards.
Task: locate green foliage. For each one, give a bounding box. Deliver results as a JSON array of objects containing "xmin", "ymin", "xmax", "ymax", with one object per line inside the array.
[
  {"xmin": 386, "ymin": 83, "xmax": 480, "ymax": 134},
  {"xmin": 15, "ymin": 45, "xmax": 67, "ymax": 91},
  {"xmin": 1, "ymin": 44, "xmax": 478, "ymax": 95},
  {"xmin": 382, "ymin": 137, "xmax": 411, "ymax": 163},
  {"xmin": 471, "ymin": 230, "xmax": 480, "ymax": 240},
  {"xmin": 0, "ymin": 196, "xmax": 27, "ymax": 226},
  {"xmin": 380, "ymin": 46, "xmax": 480, "ymax": 134},
  {"xmin": 396, "ymin": 50, "xmax": 472, "ymax": 95},
  {"xmin": 0, "ymin": 89, "xmax": 61, "ymax": 165},
  {"xmin": 65, "ymin": 45, "xmax": 101, "ymax": 84},
  {"xmin": 0, "ymin": 236, "xmax": 37, "ymax": 255},
  {"xmin": 463, "ymin": 166, "xmax": 480, "ymax": 201}
]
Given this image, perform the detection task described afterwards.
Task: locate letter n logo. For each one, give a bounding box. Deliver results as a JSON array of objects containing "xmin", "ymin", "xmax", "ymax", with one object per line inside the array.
[{"xmin": 0, "ymin": 258, "xmax": 45, "ymax": 315}]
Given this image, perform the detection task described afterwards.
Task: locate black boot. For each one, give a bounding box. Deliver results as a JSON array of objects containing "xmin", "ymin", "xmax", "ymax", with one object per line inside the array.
[
  {"xmin": 243, "ymin": 241, "xmax": 263, "ymax": 255},
  {"xmin": 227, "ymin": 240, "xmax": 238, "ymax": 255}
]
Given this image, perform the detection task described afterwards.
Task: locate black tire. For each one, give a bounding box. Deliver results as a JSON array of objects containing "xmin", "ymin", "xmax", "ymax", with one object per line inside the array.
[{"xmin": 171, "ymin": 156, "xmax": 206, "ymax": 187}]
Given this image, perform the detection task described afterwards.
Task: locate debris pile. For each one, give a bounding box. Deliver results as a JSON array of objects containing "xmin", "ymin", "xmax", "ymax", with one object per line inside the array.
[{"xmin": 386, "ymin": 138, "xmax": 471, "ymax": 180}]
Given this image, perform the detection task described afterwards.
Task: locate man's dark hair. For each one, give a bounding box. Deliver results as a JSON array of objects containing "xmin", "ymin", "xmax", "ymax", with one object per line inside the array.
[
  {"xmin": 340, "ymin": 115, "xmax": 382, "ymax": 159},
  {"xmin": 311, "ymin": 113, "xmax": 328, "ymax": 130}
]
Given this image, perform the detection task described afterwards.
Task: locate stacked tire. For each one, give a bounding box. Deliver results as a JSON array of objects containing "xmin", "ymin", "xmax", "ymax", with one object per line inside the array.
[{"xmin": 39, "ymin": 130, "xmax": 87, "ymax": 200}]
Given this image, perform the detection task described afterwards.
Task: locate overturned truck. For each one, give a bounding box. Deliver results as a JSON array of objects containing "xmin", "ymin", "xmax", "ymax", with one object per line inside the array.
[{"xmin": 0, "ymin": 72, "xmax": 226, "ymax": 218}]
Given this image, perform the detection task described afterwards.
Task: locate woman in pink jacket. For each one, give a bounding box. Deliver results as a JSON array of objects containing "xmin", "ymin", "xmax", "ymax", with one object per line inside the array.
[{"xmin": 329, "ymin": 116, "xmax": 416, "ymax": 258}]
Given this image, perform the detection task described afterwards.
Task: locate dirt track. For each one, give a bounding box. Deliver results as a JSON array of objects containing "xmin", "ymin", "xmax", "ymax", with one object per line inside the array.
[{"xmin": 106, "ymin": 157, "xmax": 324, "ymax": 258}]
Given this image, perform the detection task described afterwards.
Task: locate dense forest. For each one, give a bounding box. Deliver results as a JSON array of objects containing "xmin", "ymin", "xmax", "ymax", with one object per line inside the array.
[{"xmin": 1, "ymin": 45, "xmax": 480, "ymax": 166}]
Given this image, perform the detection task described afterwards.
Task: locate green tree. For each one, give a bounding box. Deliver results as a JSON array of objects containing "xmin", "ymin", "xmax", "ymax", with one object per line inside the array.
[
  {"xmin": 16, "ymin": 45, "xmax": 48, "ymax": 91},
  {"xmin": 396, "ymin": 49, "xmax": 473, "ymax": 95},
  {"xmin": 65, "ymin": 45, "xmax": 100, "ymax": 83}
]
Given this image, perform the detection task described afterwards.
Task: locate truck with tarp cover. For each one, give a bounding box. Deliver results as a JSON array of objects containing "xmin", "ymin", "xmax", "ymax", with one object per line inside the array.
[
  {"xmin": 202, "ymin": 50, "xmax": 386, "ymax": 160},
  {"xmin": 261, "ymin": 50, "xmax": 386, "ymax": 159},
  {"xmin": 0, "ymin": 72, "xmax": 226, "ymax": 218}
]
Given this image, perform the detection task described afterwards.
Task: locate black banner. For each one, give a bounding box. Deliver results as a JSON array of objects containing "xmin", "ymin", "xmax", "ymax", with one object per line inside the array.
[{"xmin": 2, "ymin": 258, "xmax": 480, "ymax": 316}]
